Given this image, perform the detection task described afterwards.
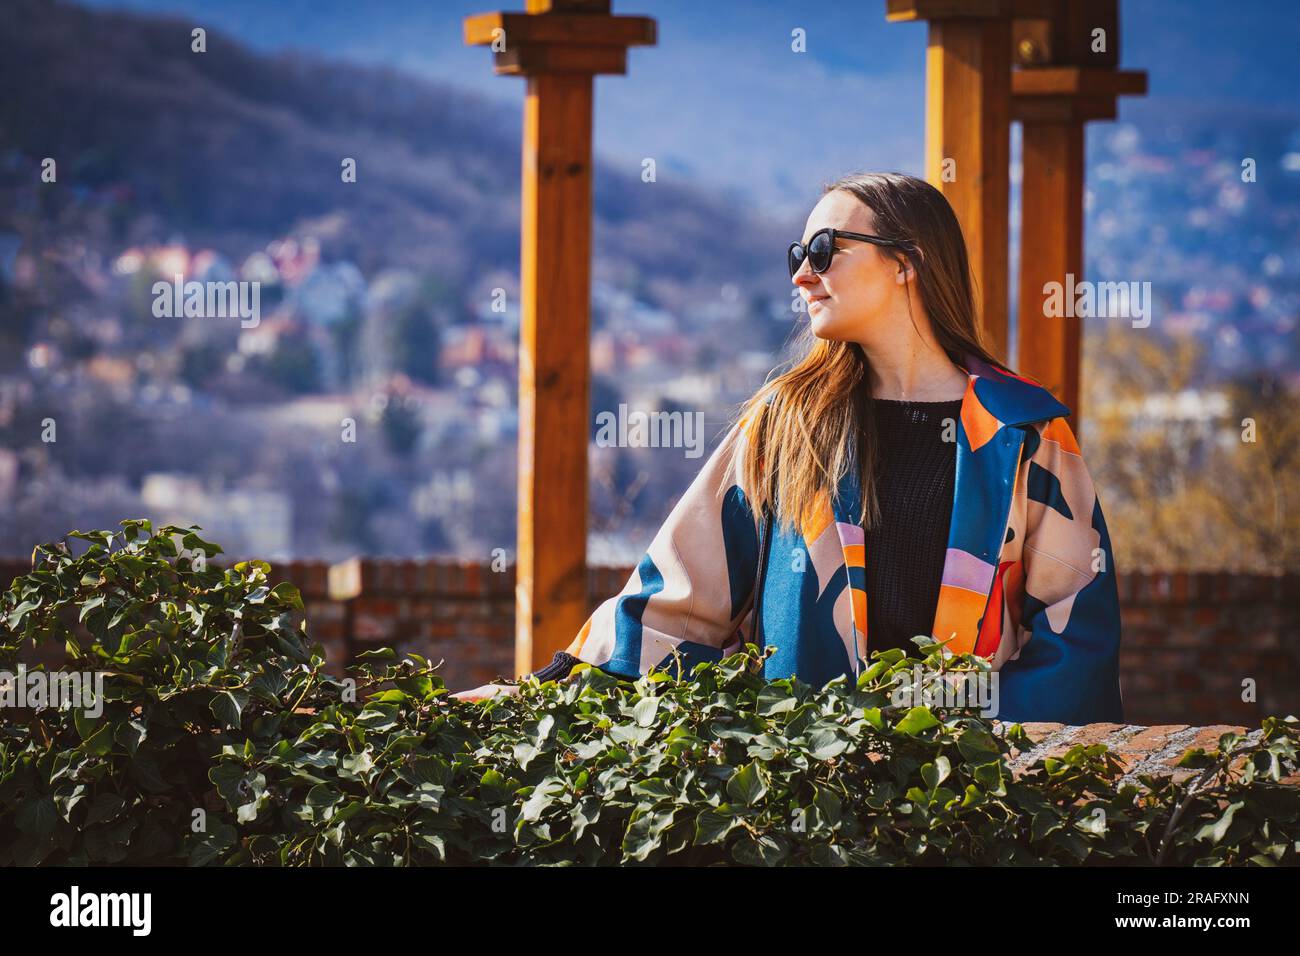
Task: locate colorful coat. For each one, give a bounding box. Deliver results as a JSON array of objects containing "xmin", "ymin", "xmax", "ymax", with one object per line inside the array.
[{"xmin": 565, "ymin": 352, "xmax": 1124, "ymax": 725}]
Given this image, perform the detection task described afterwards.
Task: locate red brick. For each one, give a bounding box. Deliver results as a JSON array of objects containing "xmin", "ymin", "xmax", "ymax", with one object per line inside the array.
[
  {"xmin": 1118, "ymin": 724, "xmax": 1190, "ymax": 753},
  {"xmin": 1191, "ymin": 606, "xmax": 1218, "ymax": 627}
]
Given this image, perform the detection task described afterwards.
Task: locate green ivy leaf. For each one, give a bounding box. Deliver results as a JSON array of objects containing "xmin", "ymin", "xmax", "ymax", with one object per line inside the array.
[
  {"xmin": 726, "ymin": 761, "xmax": 768, "ymax": 806},
  {"xmin": 210, "ymin": 690, "xmax": 247, "ymax": 729},
  {"xmin": 81, "ymin": 722, "xmax": 115, "ymax": 757},
  {"xmin": 16, "ymin": 796, "xmax": 58, "ymax": 835},
  {"xmin": 633, "ymin": 696, "xmax": 659, "ymax": 727},
  {"xmin": 895, "ymin": 707, "xmax": 940, "ymax": 736},
  {"xmin": 921, "ymin": 756, "xmax": 951, "ymax": 790},
  {"xmin": 1195, "ymin": 800, "xmax": 1245, "ymax": 845},
  {"xmin": 694, "ymin": 807, "xmax": 739, "ymax": 845}
]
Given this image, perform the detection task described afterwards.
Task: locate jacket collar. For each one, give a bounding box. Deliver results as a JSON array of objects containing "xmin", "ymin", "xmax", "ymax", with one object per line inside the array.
[{"xmin": 956, "ymin": 350, "xmax": 1071, "ymax": 428}]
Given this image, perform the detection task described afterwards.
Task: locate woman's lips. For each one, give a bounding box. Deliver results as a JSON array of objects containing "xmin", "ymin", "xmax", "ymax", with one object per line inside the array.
[{"xmin": 808, "ymin": 295, "xmax": 830, "ymax": 311}]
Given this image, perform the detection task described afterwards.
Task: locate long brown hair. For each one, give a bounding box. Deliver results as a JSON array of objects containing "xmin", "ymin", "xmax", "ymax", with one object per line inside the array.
[{"xmin": 725, "ymin": 171, "xmax": 1012, "ymax": 533}]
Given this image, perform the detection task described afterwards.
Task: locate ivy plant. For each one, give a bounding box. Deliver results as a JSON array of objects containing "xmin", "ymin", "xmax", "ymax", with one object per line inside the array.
[{"xmin": 2, "ymin": 521, "xmax": 1297, "ymax": 866}]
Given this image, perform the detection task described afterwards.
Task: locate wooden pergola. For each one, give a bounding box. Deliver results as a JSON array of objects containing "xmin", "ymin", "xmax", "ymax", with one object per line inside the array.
[
  {"xmin": 887, "ymin": 0, "xmax": 1145, "ymax": 418},
  {"xmin": 466, "ymin": 0, "xmax": 1143, "ymax": 672}
]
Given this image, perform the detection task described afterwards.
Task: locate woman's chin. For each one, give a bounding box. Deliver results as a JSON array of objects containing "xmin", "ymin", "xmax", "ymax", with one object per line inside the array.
[{"xmin": 809, "ymin": 309, "xmax": 844, "ymax": 340}]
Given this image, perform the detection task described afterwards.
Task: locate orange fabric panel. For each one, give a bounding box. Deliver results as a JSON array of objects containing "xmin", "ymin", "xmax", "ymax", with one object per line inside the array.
[
  {"xmin": 1040, "ymin": 416, "xmax": 1081, "ymax": 455},
  {"xmin": 960, "ymin": 379, "xmax": 1002, "ymax": 452},
  {"xmin": 931, "ymin": 583, "xmax": 986, "ymax": 655}
]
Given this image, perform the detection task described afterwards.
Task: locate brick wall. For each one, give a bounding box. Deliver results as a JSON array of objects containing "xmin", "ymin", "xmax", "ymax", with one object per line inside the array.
[
  {"xmin": 310, "ymin": 558, "xmax": 632, "ymax": 691},
  {"xmin": 1116, "ymin": 571, "xmax": 1299, "ymax": 727},
  {"xmin": 3, "ymin": 557, "xmax": 1296, "ymax": 727}
]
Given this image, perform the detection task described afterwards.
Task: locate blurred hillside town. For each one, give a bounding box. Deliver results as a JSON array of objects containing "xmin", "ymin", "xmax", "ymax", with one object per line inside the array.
[
  {"xmin": 1, "ymin": 0, "xmax": 1298, "ymax": 572},
  {"xmin": 0, "ymin": 221, "xmax": 788, "ymax": 563}
]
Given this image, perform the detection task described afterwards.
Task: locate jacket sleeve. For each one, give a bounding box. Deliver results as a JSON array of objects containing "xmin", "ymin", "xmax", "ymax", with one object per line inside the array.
[
  {"xmin": 521, "ymin": 650, "xmax": 583, "ymax": 684},
  {"xmin": 996, "ymin": 416, "xmax": 1125, "ymax": 725},
  {"xmin": 563, "ymin": 417, "xmax": 763, "ymax": 680}
]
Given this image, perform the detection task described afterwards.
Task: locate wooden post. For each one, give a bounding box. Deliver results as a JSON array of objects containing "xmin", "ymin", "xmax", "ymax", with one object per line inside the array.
[
  {"xmin": 1011, "ymin": 0, "xmax": 1145, "ymax": 424},
  {"xmin": 888, "ymin": 1, "xmax": 1013, "ymax": 359},
  {"xmin": 465, "ymin": 1, "xmax": 656, "ymax": 673},
  {"xmin": 1017, "ymin": 119, "xmax": 1083, "ymax": 415}
]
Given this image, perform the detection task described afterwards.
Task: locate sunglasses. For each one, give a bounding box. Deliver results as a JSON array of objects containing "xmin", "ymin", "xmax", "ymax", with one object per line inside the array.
[{"xmin": 787, "ymin": 227, "xmax": 913, "ymax": 278}]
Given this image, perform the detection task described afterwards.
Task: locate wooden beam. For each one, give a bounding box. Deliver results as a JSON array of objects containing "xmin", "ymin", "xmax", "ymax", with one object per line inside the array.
[
  {"xmin": 888, "ymin": 0, "xmax": 1008, "ymax": 20},
  {"xmin": 527, "ymin": 0, "xmax": 611, "ymax": 12},
  {"xmin": 1012, "ymin": 94, "xmax": 1118, "ymax": 124},
  {"xmin": 516, "ymin": 73, "xmax": 595, "ymax": 674},
  {"xmin": 1013, "ymin": 66, "xmax": 1147, "ymax": 97},
  {"xmin": 463, "ymin": 12, "xmax": 655, "ymax": 47},
  {"xmin": 925, "ymin": 17, "xmax": 1012, "ymax": 359},
  {"xmin": 1017, "ymin": 120, "xmax": 1083, "ymax": 420},
  {"xmin": 494, "ymin": 43, "xmax": 628, "ymax": 75}
]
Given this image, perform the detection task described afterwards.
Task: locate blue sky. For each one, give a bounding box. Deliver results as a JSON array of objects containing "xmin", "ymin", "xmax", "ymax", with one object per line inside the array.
[{"xmin": 79, "ymin": 0, "xmax": 1300, "ymax": 221}]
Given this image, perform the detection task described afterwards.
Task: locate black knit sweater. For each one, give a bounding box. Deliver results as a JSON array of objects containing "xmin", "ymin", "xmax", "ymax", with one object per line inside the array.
[
  {"xmin": 522, "ymin": 396, "xmax": 962, "ymax": 682},
  {"xmin": 861, "ymin": 397, "xmax": 962, "ymax": 656}
]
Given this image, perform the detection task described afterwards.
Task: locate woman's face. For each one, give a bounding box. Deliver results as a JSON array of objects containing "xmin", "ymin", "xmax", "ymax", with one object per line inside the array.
[{"xmin": 792, "ymin": 189, "xmax": 909, "ymax": 344}]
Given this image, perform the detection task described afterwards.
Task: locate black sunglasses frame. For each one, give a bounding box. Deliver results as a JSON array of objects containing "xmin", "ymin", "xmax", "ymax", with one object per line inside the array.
[{"xmin": 788, "ymin": 227, "xmax": 914, "ymax": 278}]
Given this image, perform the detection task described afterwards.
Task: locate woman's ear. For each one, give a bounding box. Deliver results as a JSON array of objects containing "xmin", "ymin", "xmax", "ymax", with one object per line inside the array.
[{"xmin": 894, "ymin": 245, "xmax": 922, "ymax": 284}]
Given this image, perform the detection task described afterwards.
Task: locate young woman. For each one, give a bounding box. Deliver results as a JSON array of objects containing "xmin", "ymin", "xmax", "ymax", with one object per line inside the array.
[{"xmin": 453, "ymin": 172, "xmax": 1124, "ymax": 725}]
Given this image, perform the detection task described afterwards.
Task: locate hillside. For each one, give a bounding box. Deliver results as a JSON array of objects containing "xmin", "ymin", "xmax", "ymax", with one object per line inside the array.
[{"xmin": 0, "ymin": 0, "xmax": 789, "ymax": 290}]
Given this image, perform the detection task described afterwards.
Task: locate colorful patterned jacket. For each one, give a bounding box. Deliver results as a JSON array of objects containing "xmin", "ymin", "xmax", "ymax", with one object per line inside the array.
[{"xmin": 563, "ymin": 351, "xmax": 1124, "ymax": 725}]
